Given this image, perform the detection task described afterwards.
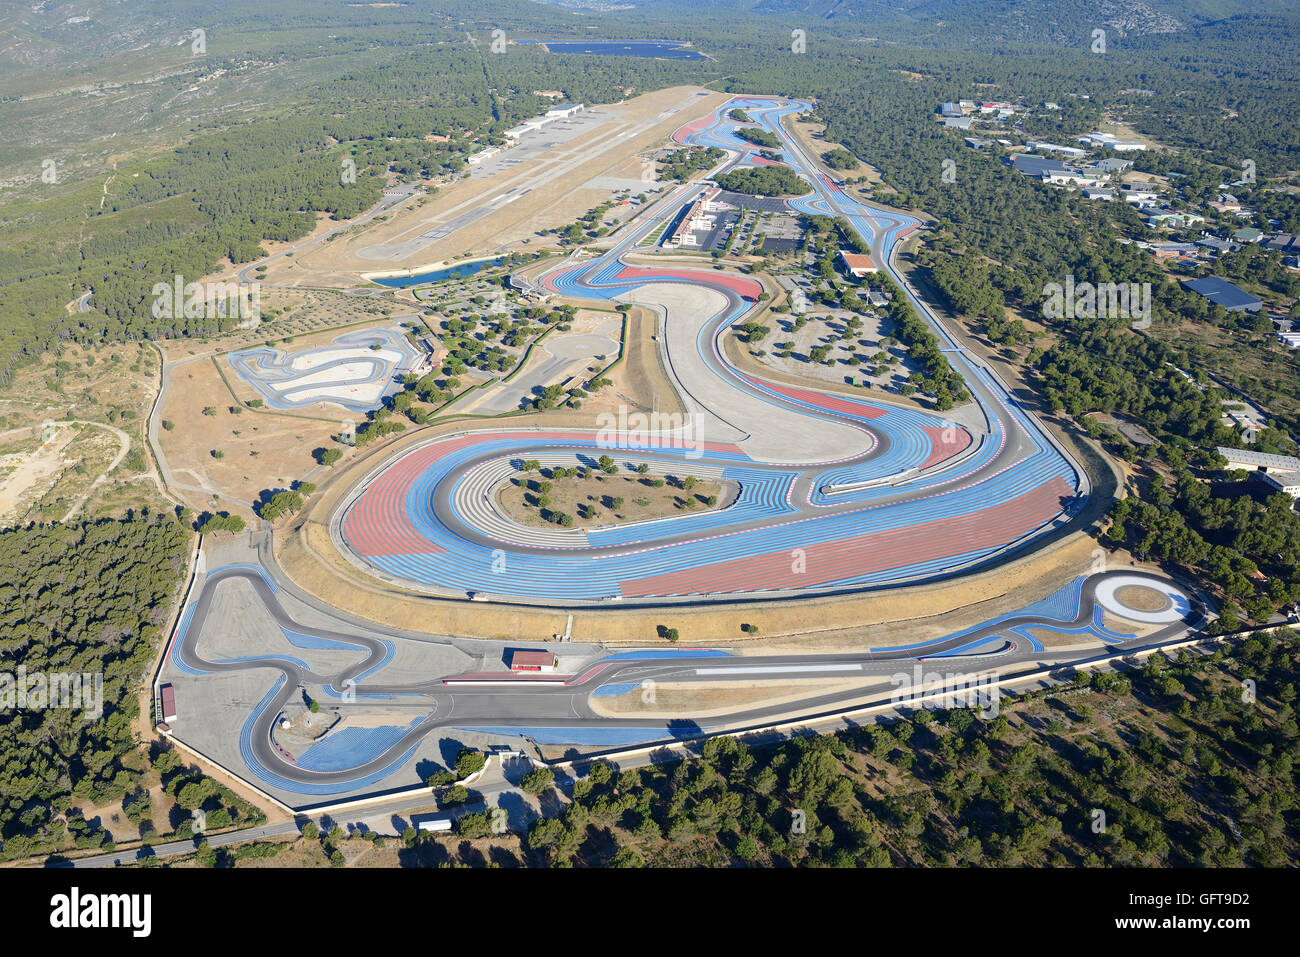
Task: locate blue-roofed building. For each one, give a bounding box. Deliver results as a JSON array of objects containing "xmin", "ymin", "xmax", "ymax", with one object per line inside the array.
[
  {"xmin": 1184, "ymin": 277, "xmax": 1262, "ymax": 313},
  {"xmin": 940, "ymin": 102, "xmax": 962, "ymax": 118}
]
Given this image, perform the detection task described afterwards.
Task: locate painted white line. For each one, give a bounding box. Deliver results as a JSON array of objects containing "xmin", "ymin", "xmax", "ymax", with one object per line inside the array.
[{"xmin": 694, "ymin": 663, "xmax": 862, "ymax": 675}]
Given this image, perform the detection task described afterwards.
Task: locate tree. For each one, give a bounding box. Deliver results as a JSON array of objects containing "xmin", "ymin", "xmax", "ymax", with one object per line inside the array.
[
  {"xmin": 441, "ymin": 785, "xmax": 470, "ymax": 807},
  {"xmin": 521, "ymin": 766, "xmax": 555, "ymax": 796},
  {"xmin": 455, "ymin": 748, "xmax": 486, "ymax": 779},
  {"xmin": 427, "ymin": 769, "xmax": 456, "ymax": 789}
]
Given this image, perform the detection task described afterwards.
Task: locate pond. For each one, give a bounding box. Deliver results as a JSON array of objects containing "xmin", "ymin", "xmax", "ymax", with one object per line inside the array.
[
  {"xmin": 369, "ymin": 256, "xmax": 506, "ymax": 288},
  {"xmin": 540, "ymin": 40, "xmax": 707, "ymax": 60}
]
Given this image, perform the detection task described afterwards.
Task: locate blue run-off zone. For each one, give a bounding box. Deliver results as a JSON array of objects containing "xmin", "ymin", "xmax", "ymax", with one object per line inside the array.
[
  {"xmin": 238, "ymin": 677, "xmax": 427, "ymax": 795},
  {"xmin": 881, "ymin": 577, "xmax": 1131, "ymax": 656}
]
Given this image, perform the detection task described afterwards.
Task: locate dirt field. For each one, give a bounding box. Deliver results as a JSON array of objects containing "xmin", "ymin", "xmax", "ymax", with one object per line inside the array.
[
  {"xmin": 0, "ymin": 343, "xmax": 162, "ymax": 522},
  {"xmin": 787, "ymin": 115, "xmax": 888, "ymax": 190},
  {"xmin": 157, "ymin": 355, "xmax": 340, "ymax": 514},
  {"xmin": 588, "ymin": 677, "xmax": 891, "ymax": 718}
]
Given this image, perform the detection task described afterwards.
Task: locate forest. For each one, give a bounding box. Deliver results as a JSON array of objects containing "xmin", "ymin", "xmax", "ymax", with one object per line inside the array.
[
  {"xmin": 714, "ymin": 165, "xmax": 809, "ymax": 196},
  {"xmin": 0, "ymin": 515, "xmax": 183, "ymax": 858}
]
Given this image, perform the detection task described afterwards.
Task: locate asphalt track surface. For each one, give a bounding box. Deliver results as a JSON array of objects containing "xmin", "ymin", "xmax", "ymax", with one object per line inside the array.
[
  {"xmin": 177, "ymin": 566, "xmax": 1202, "ymax": 789},
  {"xmin": 228, "ymin": 327, "xmax": 421, "ymax": 414},
  {"xmin": 333, "ymin": 96, "xmax": 1085, "ymax": 604}
]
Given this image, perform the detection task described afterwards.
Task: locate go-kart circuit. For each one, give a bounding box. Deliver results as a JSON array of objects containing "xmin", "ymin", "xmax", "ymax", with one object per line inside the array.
[
  {"xmin": 228, "ymin": 326, "xmax": 425, "ymax": 413},
  {"xmin": 334, "ymin": 97, "xmax": 1086, "ymax": 604}
]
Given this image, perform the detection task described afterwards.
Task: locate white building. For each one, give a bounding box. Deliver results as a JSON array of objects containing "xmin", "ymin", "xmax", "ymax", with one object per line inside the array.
[
  {"xmin": 466, "ymin": 147, "xmax": 500, "ymax": 164},
  {"xmin": 1263, "ymin": 471, "xmax": 1300, "ymax": 497},
  {"xmin": 1027, "ymin": 141, "xmax": 1087, "ymax": 157},
  {"xmin": 546, "ymin": 103, "xmax": 583, "ymax": 119},
  {"xmin": 1077, "ymin": 132, "xmax": 1147, "ymax": 151}
]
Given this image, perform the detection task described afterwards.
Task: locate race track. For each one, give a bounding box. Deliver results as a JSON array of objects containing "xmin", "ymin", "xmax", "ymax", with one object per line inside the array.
[
  {"xmin": 331, "ymin": 97, "xmax": 1086, "ymax": 604},
  {"xmin": 171, "ymin": 564, "xmax": 1201, "ymax": 794}
]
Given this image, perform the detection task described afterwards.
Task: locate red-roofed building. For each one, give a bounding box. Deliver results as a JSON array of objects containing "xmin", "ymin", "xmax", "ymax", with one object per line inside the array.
[
  {"xmin": 839, "ymin": 250, "xmax": 878, "ymax": 278},
  {"xmin": 509, "ymin": 650, "xmax": 557, "ymax": 672},
  {"xmin": 160, "ymin": 683, "xmax": 178, "ymax": 723}
]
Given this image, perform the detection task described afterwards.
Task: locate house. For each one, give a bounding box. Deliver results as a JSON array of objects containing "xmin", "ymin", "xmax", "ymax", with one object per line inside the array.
[
  {"xmin": 1263, "ymin": 471, "xmax": 1300, "ymax": 497},
  {"xmin": 1151, "ymin": 242, "xmax": 1198, "ymax": 259},
  {"xmin": 1222, "ymin": 406, "xmax": 1264, "ymax": 444},
  {"xmin": 1233, "ymin": 227, "xmax": 1264, "ymax": 243},
  {"xmin": 1216, "ymin": 447, "xmax": 1300, "ymax": 472},
  {"xmin": 1184, "ymin": 277, "xmax": 1262, "ymax": 313},
  {"xmin": 1043, "ymin": 101, "xmax": 1060, "ymax": 110},
  {"xmin": 1083, "ymin": 188, "xmax": 1117, "ymax": 201},
  {"xmin": 1123, "ymin": 183, "xmax": 1160, "ymax": 207},
  {"xmin": 509, "ymin": 649, "xmax": 557, "ymax": 672},
  {"xmin": 1044, "ymin": 169, "xmax": 1107, "ymax": 187},
  {"xmin": 964, "ymin": 137, "xmax": 993, "ymax": 150},
  {"xmin": 941, "ymin": 117, "xmax": 973, "ymax": 130},
  {"xmin": 940, "ymin": 102, "xmax": 962, "ymax": 118},
  {"xmin": 839, "ymin": 250, "xmax": 878, "ymax": 278}
]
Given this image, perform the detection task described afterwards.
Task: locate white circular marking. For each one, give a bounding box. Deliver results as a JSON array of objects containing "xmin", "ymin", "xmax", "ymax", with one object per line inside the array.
[{"xmin": 1094, "ymin": 575, "xmax": 1191, "ymax": 624}]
